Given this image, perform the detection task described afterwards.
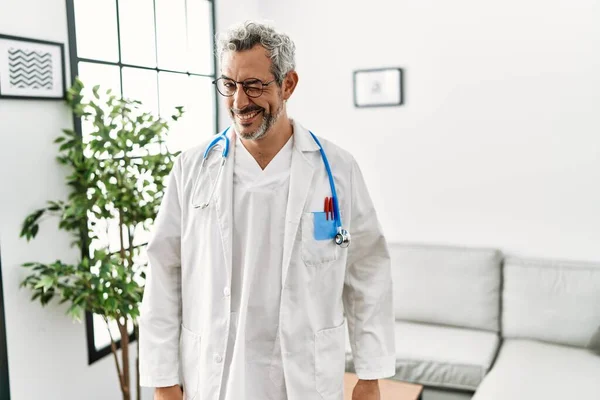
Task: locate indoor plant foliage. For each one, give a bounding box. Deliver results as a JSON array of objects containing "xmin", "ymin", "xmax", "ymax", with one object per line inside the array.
[{"xmin": 19, "ymin": 77, "xmax": 183, "ymax": 400}]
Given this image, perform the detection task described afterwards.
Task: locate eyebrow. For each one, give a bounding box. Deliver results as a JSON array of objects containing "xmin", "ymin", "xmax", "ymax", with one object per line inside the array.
[{"xmin": 220, "ymin": 75, "xmax": 262, "ymax": 82}]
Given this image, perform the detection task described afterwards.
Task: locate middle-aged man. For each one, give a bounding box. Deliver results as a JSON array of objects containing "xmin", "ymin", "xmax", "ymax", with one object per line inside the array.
[{"xmin": 139, "ymin": 20, "xmax": 395, "ymax": 400}]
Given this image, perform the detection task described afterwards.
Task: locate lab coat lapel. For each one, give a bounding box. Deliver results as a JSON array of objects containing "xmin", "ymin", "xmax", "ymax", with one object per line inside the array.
[
  {"xmin": 208, "ymin": 129, "xmax": 235, "ymax": 284},
  {"xmin": 281, "ymin": 122, "xmax": 320, "ymax": 286}
]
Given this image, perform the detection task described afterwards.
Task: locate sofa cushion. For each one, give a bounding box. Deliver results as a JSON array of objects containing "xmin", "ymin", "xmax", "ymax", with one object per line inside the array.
[
  {"xmin": 391, "ymin": 320, "xmax": 499, "ymax": 391},
  {"xmin": 472, "ymin": 339, "xmax": 600, "ymax": 400},
  {"xmin": 389, "ymin": 243, "xmax": 502, "ymax": 332},
  {"xmin": 502, "ymin": 257, "xmax": 600, "ymax": 349}
]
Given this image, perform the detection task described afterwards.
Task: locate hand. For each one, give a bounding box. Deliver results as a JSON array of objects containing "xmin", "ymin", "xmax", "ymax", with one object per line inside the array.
[
  {"xmin": 352, "ymin": 379, "xmax": 380, "ymax": 400},
  {"xmin": 154, "ymin": 385, "xmax": 183, "ymax": 400}
]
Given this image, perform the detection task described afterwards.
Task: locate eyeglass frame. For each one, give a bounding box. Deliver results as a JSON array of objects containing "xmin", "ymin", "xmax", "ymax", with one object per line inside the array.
[{"xmin": 212, "ymin": 76, "xmax": 277, "ymax": 98}]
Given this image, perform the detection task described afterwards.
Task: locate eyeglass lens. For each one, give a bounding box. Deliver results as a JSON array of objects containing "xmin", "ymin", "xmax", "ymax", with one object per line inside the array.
[{"xmin": 216, "ymin": 78, "xmax": 264, "ymax": 97}]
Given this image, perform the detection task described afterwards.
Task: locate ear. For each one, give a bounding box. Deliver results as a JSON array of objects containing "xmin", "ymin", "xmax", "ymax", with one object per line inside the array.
[{"xmin": 281, "ymin": 71, "xmax": 299, "ymax": 100}]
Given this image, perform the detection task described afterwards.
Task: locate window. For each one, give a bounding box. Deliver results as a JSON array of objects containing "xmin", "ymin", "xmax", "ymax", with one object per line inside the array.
[{"xmin": 65, "ymin": 0, "xmax": 218, "ymax": 364}]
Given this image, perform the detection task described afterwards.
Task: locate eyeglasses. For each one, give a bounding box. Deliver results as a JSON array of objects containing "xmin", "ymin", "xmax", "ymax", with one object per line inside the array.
[{"xmin": 212, "ymin": 77, "xmax": 276, "ymax": 98}]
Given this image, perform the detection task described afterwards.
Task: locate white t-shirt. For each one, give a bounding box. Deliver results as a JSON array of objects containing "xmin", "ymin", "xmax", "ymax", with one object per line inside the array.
[{"xmin": 220, "ymin": 134, "xmax": 294, "ymax": 400}]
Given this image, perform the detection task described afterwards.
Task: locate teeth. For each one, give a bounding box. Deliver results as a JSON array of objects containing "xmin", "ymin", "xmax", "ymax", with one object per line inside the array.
[{"xmin": 238, "ymin": 111, "xmax": 258, "ymax": 121}]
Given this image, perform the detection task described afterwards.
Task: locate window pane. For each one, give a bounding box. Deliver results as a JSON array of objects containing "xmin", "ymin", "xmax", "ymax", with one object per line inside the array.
[
  {"xmin": 187, "ymin": 0, "xmax": 214, "ymax": 74},
  {"xmin": 188, "ymin": 74, "xmax": 216, "ymax": 140},
  {"xmin": 155, "ymin": 0, "xmax": 187, "ymax": 71},
  {"xmin": 77, "ymin": 62, "xmax": 121, "ymax": 138},
  {"xmin": 77, "ymin": 62, "xmax": 121, "ymax": 96},
  {"xmin": 122, "ymin": 67, "xmax": 159, "ymax": 116},
  {"xmin": 93, "ymin": 314, "xmax": 134, "ymax": 350},
  {"xmin": 159, "ymin": 72, "xmax": 215, "ymax": 152},
  {"xmin": 119, "ymin": 0, "xmax": 157, "ymax": 67},
  {"xmin": 123, "ymin": 67, "xmax": 161, "ymax": 155},
  {"xmin": 89, "ymin": 215, "xmax": 125, "ymax": 256},
  {"xmin": 74, "ymin": 0, "xmax": 119, "ymax": 62}
]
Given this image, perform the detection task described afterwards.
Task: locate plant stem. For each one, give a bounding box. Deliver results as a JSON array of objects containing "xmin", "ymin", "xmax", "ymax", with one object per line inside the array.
[
  {"xmin": 106, "ymin": 243, "xmax": 147, "ymax": 258},
  {"xmin": 135, "ymin": 324, "xmax": 141, "ymax": 400},
  {"xmin": 127, "ymin": 224, "xmax": 134, "ymax": 269},
  {"xmin": 118, "ymin": 317, "xmax": 131, "ymax": 400},
  {"xmin": 118, "ymin": 208, "xmax": 126, "ymax": 262},
  {"xmin": 104, "ymin": 316, "xmax": 126, "ymax": 395}
]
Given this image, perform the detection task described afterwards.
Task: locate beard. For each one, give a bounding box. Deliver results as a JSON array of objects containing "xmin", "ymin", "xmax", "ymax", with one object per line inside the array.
[{"xmin": 231, "ymin": 101, "xmax": 284, "ymax": 141}]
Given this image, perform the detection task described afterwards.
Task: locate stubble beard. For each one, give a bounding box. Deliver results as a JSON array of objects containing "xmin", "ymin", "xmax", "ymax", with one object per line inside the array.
[{"xmin": 234, "ymin": 101, "xmax": 284, "ymax": 141}]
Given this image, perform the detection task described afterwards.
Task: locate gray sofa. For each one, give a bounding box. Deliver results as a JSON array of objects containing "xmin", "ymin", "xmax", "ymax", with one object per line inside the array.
[{"xmin": 345, "ymin": 243, "xmax": 600, "ymax": 400}]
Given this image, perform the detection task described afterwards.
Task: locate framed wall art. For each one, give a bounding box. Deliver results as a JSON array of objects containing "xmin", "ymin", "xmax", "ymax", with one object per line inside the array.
[
  {"xmin": 0, "ymin": 34, "xmax": 66, "ymax": 100},
  {"xmin": 353, "ymin": 67, "xmax": 404, "ymax": 108}
]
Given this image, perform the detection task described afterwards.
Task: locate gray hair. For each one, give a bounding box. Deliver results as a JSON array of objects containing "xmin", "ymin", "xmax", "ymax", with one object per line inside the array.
[{"xmin": 216, "ymin": 21, "xmax": 296, "ymax": 85}]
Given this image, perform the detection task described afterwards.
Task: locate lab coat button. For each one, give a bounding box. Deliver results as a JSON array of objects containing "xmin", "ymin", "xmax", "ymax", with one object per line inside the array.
[
  {"xmin": 223, "ymin": 287, "xmax": 230, "ymax": 297},
  {"xmin": 214, "ymin": 354, "xmax": 223, "ymax": 363}
]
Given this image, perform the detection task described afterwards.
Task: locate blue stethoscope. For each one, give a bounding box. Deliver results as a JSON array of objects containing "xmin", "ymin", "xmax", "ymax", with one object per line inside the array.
[{"xmin": 191, "ymin": 127, "xmax": 351, "ymax": 248}]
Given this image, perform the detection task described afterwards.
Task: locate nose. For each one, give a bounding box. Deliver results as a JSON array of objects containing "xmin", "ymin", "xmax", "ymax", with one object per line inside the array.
[{"xmin": 232, "ymin": 83, "xmax": 251, "ymax": 110}]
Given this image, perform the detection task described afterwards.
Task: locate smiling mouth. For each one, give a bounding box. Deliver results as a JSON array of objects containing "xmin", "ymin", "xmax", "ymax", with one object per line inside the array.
[{"xmin": 235, "ymin": 109, "xmax": 262, "ymax": 124}]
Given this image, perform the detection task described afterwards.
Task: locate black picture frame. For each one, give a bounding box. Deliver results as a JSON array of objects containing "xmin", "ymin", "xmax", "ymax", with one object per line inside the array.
[
  {"xmin": 353, "ymin": 67, "xmax": 404, "ymax": 108},
  {"xmin": 0, "ymin": 33, "xmax": 66, "ymax": 100},
  {"xmin": 0, "ymin": 245, "xmax": 11, "ymax": 400}
]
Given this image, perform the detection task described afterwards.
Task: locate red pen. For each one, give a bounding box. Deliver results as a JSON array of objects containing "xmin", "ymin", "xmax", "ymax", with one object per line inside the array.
[{"xmin": 324, "ymin": 197, "xmax": 330, "ymax": 220}]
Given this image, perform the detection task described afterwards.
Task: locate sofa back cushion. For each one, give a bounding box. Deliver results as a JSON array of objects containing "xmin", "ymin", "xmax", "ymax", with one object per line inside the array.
[
  {"xmin": 389, "ymin": 243, "xmax": 502, "ymax": 332},
  {"xmin": 502, "ymin": 257, "xmax": 600, "ymax": 349}
]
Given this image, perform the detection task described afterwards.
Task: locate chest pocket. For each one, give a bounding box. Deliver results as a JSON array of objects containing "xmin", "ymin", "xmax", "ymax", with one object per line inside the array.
[{"xmin": 301, "ymin": 212, "xmax": 339, "ymax": 267}]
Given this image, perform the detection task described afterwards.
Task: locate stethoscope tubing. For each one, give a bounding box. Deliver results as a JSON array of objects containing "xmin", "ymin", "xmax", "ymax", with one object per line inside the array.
[
  {"xmin": 308, "ymin": 131, "xmax": 342, "ymax": 231},
  {"xmin": 191, "ymin": 127, "xmax": 349, "ymax": 246}
]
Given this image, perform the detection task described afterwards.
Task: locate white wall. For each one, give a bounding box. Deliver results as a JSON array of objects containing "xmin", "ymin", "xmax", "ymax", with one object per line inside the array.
[
  {"xmin": 254, "ymin": 0, "xmax": 600, "ymax": 262},
  {"xmin": 0, "ymin": 0, "xmax": 148, "ymax": 399},
  {"xmin": 1, "ymin": 0, "xmax": 598, "ymax": 398}
]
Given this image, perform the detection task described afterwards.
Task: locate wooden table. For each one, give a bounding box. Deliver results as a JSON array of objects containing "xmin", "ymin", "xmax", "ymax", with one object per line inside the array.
[{"xmin": 344, "ymin": 373, "xmax": 423, "ymax": 400}]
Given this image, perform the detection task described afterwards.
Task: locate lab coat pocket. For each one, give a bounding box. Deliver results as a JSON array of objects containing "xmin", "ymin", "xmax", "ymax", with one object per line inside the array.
[
  {"xmin": 301, "ymin": 212, "xmax": 338, "ymax": 267},
  {"xmin": 180, "ymin": 324, "xmax": 201, "ymax": 400},
  {"xmin": 315, "ymin": 320, "xmax": 346, "ymax": 400}
]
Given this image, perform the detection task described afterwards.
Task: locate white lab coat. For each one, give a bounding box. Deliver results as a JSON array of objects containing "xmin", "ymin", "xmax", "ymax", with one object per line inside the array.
[{"xmin": 139, "ymin": 120, "xmax": 396, "ymax": 400}]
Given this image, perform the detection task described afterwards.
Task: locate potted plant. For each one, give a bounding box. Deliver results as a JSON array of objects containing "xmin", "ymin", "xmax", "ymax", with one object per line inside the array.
[{"xmin": 19, "ymin": 77, "xmax": 183, "ymax": 400}]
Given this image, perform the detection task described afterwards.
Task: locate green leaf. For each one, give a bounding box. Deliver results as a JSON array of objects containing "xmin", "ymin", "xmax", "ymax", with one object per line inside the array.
[
  {"xmin": 35, "ymin": 275, "xmax": 54, "ymax": 291},
  {"xmin": 67, "ymin": 304, "xmax": 83, "ymax": 322},
  {"xmin": 20, "ymin": 208, "xmax": 45, "ymax": 239},
  {"xmin": 59, "ymin": 140, "xmax": 76, "ymax": 152},
  {"xmin": 41, "ymin": 289, "xmax": 55, "ymax": 305}
]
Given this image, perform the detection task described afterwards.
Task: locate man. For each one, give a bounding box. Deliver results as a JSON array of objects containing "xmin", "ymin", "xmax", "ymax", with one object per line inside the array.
[{"xmin": 139, "ymin": 21, "xmax": 395, "ymax": 400}]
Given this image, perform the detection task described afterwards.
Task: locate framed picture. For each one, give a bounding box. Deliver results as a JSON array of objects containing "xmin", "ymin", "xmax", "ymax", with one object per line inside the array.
[
  {"xmin": 353, "ymin": 67, "xmax": 404, "ymax": 108},
  {"xmin": 0, "ymin": 34, "xmax": 66, "ymax": 100}
]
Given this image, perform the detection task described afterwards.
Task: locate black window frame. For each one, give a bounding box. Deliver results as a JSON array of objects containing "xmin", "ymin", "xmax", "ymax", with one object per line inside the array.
[
  {"xmin": 65, "ymin": 0, "xmax": 219, "ymax": 364},
  {"xmin": 0, "ymin": 245, "xmax": 10, "ymax": 400}
]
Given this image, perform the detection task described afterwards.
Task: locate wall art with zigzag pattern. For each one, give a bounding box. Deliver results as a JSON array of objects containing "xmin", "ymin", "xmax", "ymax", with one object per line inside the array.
[{"xmin": 0, "ymin": 34, "xmax": 65, "ymax": 100}]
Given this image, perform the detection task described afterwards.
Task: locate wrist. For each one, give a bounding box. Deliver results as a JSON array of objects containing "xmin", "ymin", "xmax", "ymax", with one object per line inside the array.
[
  {"xmin": 156, "ymin": 385, "xmax": 180, "ymax": 392},
  {"xmin": 357, "ymin": 379, "xmax": 379, "ymax": 387}
]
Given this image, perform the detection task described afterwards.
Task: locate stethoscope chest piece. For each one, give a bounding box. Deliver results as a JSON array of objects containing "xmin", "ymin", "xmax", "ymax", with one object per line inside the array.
[{"xmin": 335, "ymin": 228, "xmax": 351, "ymax": 248}]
